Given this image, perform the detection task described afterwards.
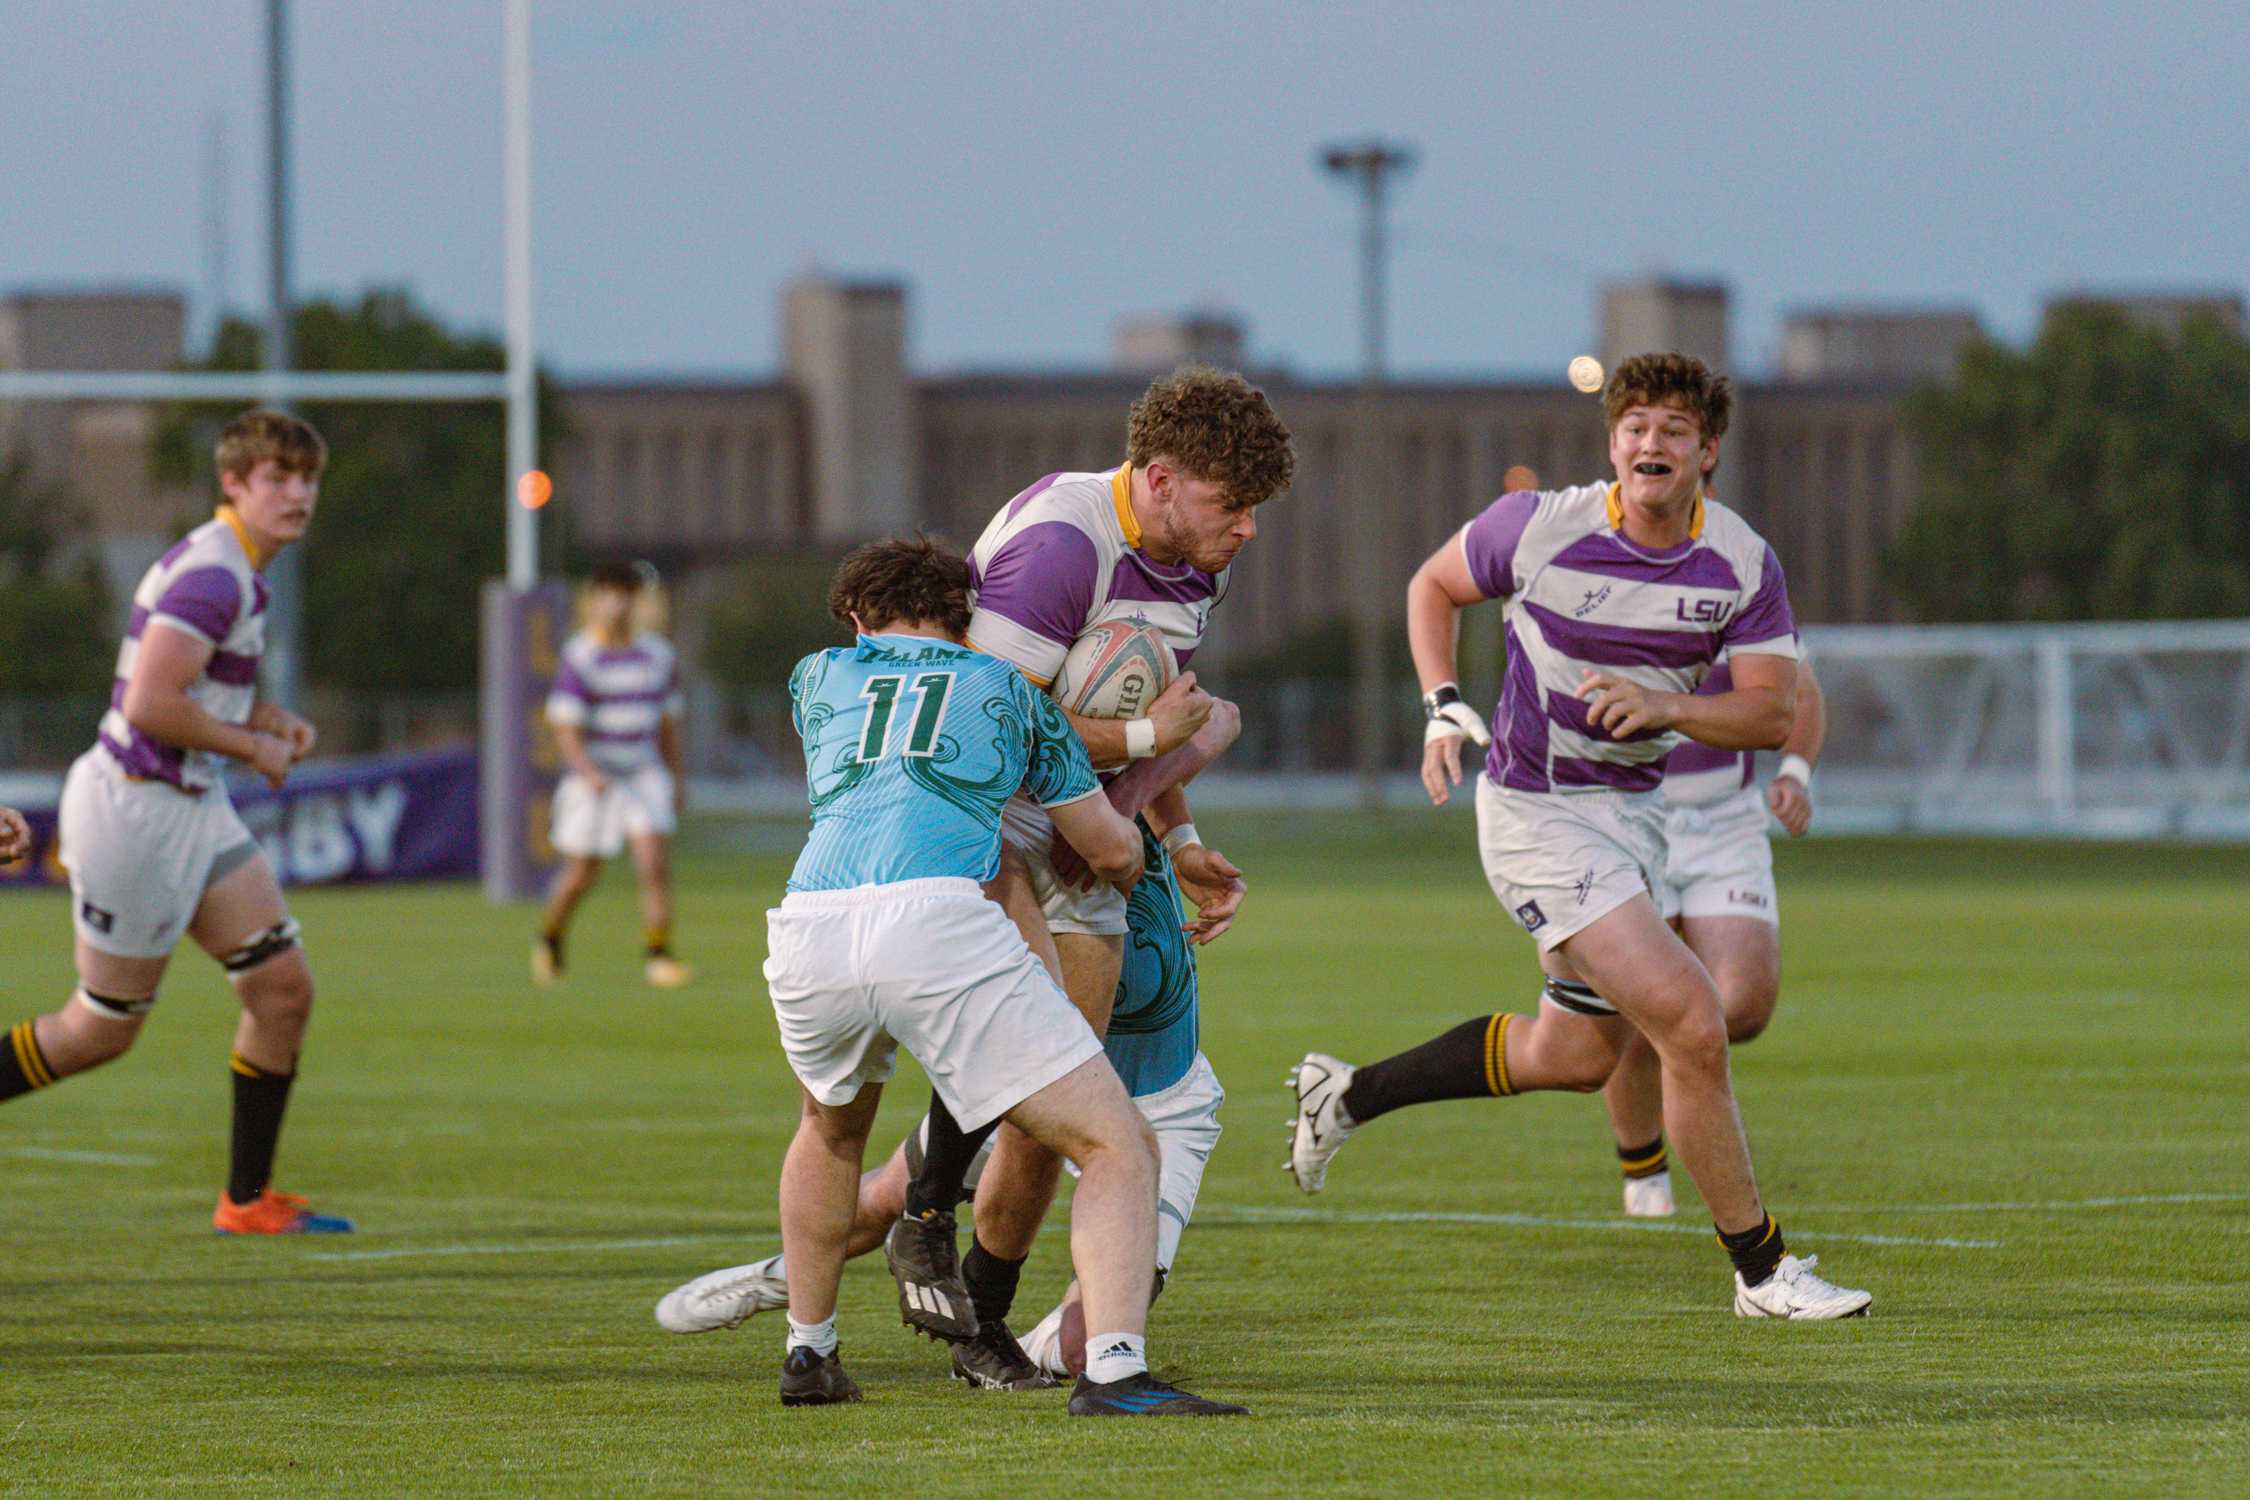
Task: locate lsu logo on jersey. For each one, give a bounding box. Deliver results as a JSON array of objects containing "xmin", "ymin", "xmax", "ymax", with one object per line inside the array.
[{"xmin": 1675, "ymin": 597, "xmax": 1736, "ymax": 625}]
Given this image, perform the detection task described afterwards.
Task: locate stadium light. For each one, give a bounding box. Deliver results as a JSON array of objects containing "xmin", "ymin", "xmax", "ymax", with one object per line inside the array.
[{"xmin": 1320, "ymin": 138, "xmax": 1416, "ymax": 808}]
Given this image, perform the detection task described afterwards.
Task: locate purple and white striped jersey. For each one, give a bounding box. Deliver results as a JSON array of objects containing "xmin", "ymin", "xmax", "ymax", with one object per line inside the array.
[
  {"xmin": 1661, "ymin": 639, "xmax": 1807, "ymax": 808},
  {"xmin": 1460, "ymin": 482, "xmax": 1797, "ymax": 795},
  {"xmin": 97, "ymin": 509, "xmax": 269, "ymax": 792},
  {"xmin": 966, "ymin": 465, "xmax": 1224, "ymax": 688},
  {"xmin": 545, "ymin": 630, "xmax": 683, "ymax": 775}
]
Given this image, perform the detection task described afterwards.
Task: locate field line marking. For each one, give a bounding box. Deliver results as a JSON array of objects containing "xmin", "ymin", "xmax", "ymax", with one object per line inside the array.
[
  {"xmin": 10, "ymin": 1146, "xmax": 161, "ymax": 1167},
  {"xmin": 305, "ymin": 1232, "xmax": 756, "ymax": 1263},
  {"xmin": 1787, "ymin": 1192, "xmax": 2250, "ymax": 1215},
  {"xmin": 1197, "ymin": 1206, "xmax": 2000, "ymax": 1250}
]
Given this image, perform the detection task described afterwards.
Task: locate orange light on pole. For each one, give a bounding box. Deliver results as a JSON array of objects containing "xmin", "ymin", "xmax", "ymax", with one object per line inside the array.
[{"xmin": 516, "ymin": 469, "xmax": 553, "ymax": 509}]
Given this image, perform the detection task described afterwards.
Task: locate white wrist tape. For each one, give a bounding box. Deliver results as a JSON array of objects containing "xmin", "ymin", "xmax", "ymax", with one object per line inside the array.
[
  {"xmin": 1423, "ymin": 701, "xmax": 1492, "ymax": 748},
  {"xmin": 1777, "ymin": 753, "xmax": 1814, "ymax": 789},
  {"xmin": 1161, "ymin": 823, "xmax": 1201, "ymax": 854},
  {"xmin": 1124, "ymin": 718, "xmax": 1157, "ymax": 760}
]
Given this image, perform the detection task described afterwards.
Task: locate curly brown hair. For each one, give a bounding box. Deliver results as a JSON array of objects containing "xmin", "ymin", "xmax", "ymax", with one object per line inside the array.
[
  {"xmin": 1601, "ymin": 353, "xmax": 1733, "ymax": 441},
  {"xmin": 1125, "ymin": 366, "xmax": 1296, "ymax": 504},
  {"xmin": 214, "ymin": 408, "xmax": 327, "ymax": 481},
  {"xmin": 826, "ymin": 533, "xmax": 973, "ymax": 636}
]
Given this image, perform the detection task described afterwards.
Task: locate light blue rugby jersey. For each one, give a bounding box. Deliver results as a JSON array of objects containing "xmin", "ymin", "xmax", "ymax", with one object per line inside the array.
[
  {"xmin": 786, "ymin": 634, "xmax": 1100, "ymax": 893},
  {"xmin": 1104, "ymin": 822, "xmax": 1200, "ymax": 1097}
]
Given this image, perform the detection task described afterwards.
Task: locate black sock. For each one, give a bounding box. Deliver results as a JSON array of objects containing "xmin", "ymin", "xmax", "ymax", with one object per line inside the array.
[
  {"xmin": 1340, "ymin": 1013, "xmax": 1516, "ymax": 1125},
  {"xmin": 1618, "ymin": 1134, "xmax": 1668, "ymax": 1180},
  {"xmin": 962, "ymin": 1237, "xmax": 1026, "ymax": 1326},
  {"xmin": 903, "ymin": 1093, "xmax": 999, "ymax": 1220},
  {"xmin": 227, "ymin": 1051, "xmax": 297, "ymax": 1206},
  {"xmin": 1, "ymin": 1020, "xmax": 59, "ymax": 1101},
  {"xmin": 1718, "ymin": 1213, "xmax": 1787, "ymax": 1286}
]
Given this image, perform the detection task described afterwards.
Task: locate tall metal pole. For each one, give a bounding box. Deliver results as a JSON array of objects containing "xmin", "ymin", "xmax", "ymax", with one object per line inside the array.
[
  {"xmin": 263, "ymin": 0, "xmax": 303, "ymax": 709},
  {"xmin": 1321, "ymin": 140, "xmax": 1415, "ymax": 809},
  {"xmin": 503, "ymin": 0, "xmax": 538, "ymax": 589}
]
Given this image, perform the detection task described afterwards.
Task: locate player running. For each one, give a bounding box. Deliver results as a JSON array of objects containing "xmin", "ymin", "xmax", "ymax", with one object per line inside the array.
[
  {"xmin": 878, "ymin": 366, "xmax": 1293, "ymax": 1349},
  {"xmin": 1607, "ymin": 652, "xmax": 1826, "ymax": 1216},
  {"xmin": 1286, "ymin": 354, "xmax": 1870, "ymax": 1320},
  {"xmin": 533, "ymin": 561, "xmax": 692, "ymax": 988},
  {"xmin": 0, "ymin": 409, "xmax": 350, "ymax": 1235},
  {"xmin": 751, "ymin": 534, "xmax": 1244, "ymax": 1414},
  {"xmin": 657, "ymin": 707, "xmax": 1239, "ymax": 1388}
]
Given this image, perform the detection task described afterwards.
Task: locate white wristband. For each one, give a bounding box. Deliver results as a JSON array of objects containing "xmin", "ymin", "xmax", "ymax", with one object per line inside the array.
[
  {"xmin": 1124, "ymin": 718, "xmax": 1157, "ymax": 760},
  {"xmin": 1161, "ymin": 822, "xmax": 1201, "ymax": 854},
  {"xmin": 1777, "ymin": 754, "xmax": 1814, "ymax": 789}
]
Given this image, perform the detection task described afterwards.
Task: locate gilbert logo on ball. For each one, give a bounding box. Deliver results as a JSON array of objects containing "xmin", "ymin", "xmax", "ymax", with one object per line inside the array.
[
  {"xmin": 1053, "ymin": 619, "xmax": 1177, "ymax": 720},
  {"xmin": 1568, "ymin": 356, "xmax": 1605, "ymax": 394}
]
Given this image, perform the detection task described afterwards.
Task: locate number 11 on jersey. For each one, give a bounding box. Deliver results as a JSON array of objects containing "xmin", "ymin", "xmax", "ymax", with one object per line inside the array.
[{"xmin": 857, "ymin": 672, "xmax": 954, "ymax": 760}]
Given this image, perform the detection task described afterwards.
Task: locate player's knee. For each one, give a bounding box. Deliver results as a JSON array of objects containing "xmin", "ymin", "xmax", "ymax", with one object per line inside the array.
[
  {"xmin": 68, "ymin": 989, "xmax": 154, "ymax": 1065},
  {"xmin": 1726, "ymin": 990, "xmax": 1777, "ymax": 1044},
  {"xmin": 1662, "ymin": 1004, "xmax": 1731, "ymax": 1078}
]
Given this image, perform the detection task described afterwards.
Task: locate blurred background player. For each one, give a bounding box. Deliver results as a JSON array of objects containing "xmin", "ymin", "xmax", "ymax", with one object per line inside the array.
[
  {"xmin": 656, "ymin": 699, "xmax": 1240, "ymax": 1388},
  {"xmin": 880, "ymin": 366, "xmax": 1292, "ymax": 1353},
  {"xmin": 0, "ymin": 807, "xmax": 29, "ymax": 866},
  {"xmin": 751, "ymin": 533, "xmax": 1243, "ymax": 1414},
  {"xmin": 533, "ymin": 560, "xmax": 692, "ymax": 989},
  {"xmin": 0, "ymin": 409, "xmax": 350, "ymax": 1235},
  {"xmin": 1286, "ymin": 355, "xmax": 1870, "ymax": 1319},
  {"xmin": 1605, "ymin": 651, "xmax": 1826, "ymax": 1217}
]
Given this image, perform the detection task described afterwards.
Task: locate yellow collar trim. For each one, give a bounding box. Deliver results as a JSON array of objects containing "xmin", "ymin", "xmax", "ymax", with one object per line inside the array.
[
  {"xmin": 1605, "ymin": 482, "xmax": 1705, "ymax": 541},
  {"xmin": 215, "ymin": 505, "xmax": 268, "ymax": 570},
  {"xmin": 1110, "ymin": 464, "xmax": 1143, "ymax": 549}
]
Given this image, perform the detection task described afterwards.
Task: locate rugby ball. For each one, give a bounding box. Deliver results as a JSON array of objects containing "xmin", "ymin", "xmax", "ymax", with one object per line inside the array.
[{"xmin": 1051, "ymin": 619, "xmax": 1176, "ymax": 719}]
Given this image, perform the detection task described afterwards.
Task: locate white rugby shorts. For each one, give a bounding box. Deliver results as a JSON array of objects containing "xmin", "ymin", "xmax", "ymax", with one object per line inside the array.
[
  {"xmin": 551, "ymin": 765, "xmax": 675, "ymax": 858},
  {"xmin": 1660, "ymin": 786, "xmax": 1779, "ymax": 926},
  {"xmin": 999, "ymin": 793, "xmax": 1127, "ymax": 938},
  {"xmin": 59, "ymin": 750, "xmax": 264, "ymax": 959},
  {"xmin": 1475, "ymin": 774, "xmax": 1666, "ymax": 953},
  {"xmin": 930, "ymin": 1049, "xmax": 1223, "ymax": 1276},
  {"xmin": 764, "ymin": 877, "xmax": 1104, "ymax": 1132}
]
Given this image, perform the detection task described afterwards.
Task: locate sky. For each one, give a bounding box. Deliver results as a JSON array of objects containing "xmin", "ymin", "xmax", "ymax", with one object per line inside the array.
[{"xmin": 3, "ymin": 0, "xmax": 2246, "ymax": 381}]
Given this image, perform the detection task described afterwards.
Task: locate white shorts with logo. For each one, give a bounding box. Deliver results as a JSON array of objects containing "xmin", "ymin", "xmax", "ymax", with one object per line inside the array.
[
  {"xmin": 551, "ymin": 765, "xmax": 675, "ymax": 858},
  {"xmin": 933, "ymin": 1049, "xmax": 1223, "ymax": 1276},
  {"xmin": 764, "ymin": 877, "xmax": 1105, "ymax": 1133},
  {"xmin": 59, "ymin": 750, "xmax": 263, "ymax": 959},
  {"xmin": 1660, "ymin": 786, "xmax": 1779, "ymax": 926},
  {"xmin": 1000, "ymin": 794, "xmax": 1127, "ymax": 938},
  {"xmin": 1475, "ymin": 774, "xmax": 1667, "ymax": 954}
]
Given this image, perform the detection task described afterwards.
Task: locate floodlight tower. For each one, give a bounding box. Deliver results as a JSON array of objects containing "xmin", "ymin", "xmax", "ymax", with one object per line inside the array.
[{"xmin": 1320, "ymin": 139, "xmax": 1416, "ymax": 808}]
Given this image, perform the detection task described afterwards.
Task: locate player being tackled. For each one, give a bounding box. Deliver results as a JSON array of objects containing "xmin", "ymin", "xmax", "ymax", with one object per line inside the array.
[{"xmin": 737, "ymin": 535, "xmax": 1245, "ymax": 1412}]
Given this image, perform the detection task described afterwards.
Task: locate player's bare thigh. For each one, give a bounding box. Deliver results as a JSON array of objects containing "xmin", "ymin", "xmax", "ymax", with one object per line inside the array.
[
  {"xmin": 1675, "ymin": 915, "xmax": 1779, "ymax": 1042},
  {"xmin": 1552, "ymin": 892, "xmax": 1724, "ymax": 1047}
]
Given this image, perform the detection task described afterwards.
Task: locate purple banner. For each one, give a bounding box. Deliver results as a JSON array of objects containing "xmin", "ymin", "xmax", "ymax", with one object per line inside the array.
[{"xmin": 0, "ymin": 746, "xmax": 481, "ymax": 890}]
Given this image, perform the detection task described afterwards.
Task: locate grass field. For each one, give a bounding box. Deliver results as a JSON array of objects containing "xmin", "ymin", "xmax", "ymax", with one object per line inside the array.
[{"xmin": 0, "ymin": 817, "xmax": 2243, "ymax": 1497}]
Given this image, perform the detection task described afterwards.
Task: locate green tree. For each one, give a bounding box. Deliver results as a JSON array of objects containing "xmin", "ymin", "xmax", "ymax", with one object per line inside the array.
[
  {"xmin": 0, "ymin": 455, "xmax": 115, "ymax": 693},
  {"xmin": 1887, "ymin": 305, "xmax": 2250, "ymax": 621},
  {"xmin": 700, "ymin": 551, "xmax": 849, "ymax": 691},
  {"xmin": 156, "ymin": 289, "xmax": 566, "ymax": 692}
]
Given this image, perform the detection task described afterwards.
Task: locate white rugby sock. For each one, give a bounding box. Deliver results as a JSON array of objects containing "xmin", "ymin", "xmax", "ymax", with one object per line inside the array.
[
  {"xmin": 1082, "ymin": 1330, "xmax": 1148, "ymax": 1384},
  {"xmin": 785, "ymin": 1314, "xmax": 838, "ymax": 1358}
]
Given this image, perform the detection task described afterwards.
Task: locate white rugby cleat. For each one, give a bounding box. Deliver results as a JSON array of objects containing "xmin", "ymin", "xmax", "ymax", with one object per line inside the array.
[
  {"xmin": 1623, "ymin": 1169, "xmax": 1677, "ymax": 1218},
  {"xmin": 655, "ymin": 1254, "xmax": 788, "ymax": 1333},
  {"xmin": 1285, "ymin": 1052, "xmax": 1357, "ymax": 1195},
  {"xmin": 1733, "ymin": 1254, "xmax": 1872, "ymax": 1321}
]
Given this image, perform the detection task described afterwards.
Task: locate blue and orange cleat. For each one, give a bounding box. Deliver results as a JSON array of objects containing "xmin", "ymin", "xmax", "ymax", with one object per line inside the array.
[{"xmin": 213, "ymin": 1188, "xmax": 355, "ymax": 1235}]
